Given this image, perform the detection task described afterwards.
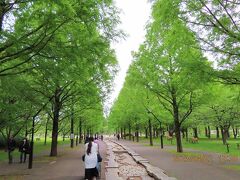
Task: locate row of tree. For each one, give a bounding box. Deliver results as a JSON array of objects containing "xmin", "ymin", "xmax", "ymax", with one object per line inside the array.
[
  {"xmin": 0, "ymin": 0, "xmax": 121, "ymax": 157},
  {"xmin": 108, "ymin": 0, "xmax": 240, "ymax": 152}
]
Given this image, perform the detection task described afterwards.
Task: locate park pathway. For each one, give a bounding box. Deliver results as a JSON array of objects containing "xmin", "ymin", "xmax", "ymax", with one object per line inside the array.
[
  {"xmin": 1, "ymin": 138, "xmax": 240, "ymax": 180},
  {"xmin": 0, "ymin": 141, "xmax": 107, "ymax": 180},
  {"xmin": 117, "ymin": 139, "xmax": 240, "ymax": 180}
]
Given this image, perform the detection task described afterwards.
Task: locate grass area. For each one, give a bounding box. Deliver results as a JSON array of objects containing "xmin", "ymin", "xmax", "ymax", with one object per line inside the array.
[
  {"xmin": 166, "ymin": 149, "xmax": 214, "ymax": 163},
  {"xmin": 0, "ymin": 138, "xmax": 71, "ymax": 162},
  {"xmin": 138, "ymin": 137, "xmax": 240, "ymax": 157},
  {"xmin": 224, "ymin": 165, "xmax": 240, "ymax": 171}
]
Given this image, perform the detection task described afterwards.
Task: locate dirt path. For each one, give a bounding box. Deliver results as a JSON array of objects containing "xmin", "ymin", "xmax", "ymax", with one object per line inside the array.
[
  {"xmin": 0, "ymin": 141, "xmax": 107, "ymax": 180},
  {"xmin": 117, "ymin": 139, "xmax": 240, "ymax": 180}
]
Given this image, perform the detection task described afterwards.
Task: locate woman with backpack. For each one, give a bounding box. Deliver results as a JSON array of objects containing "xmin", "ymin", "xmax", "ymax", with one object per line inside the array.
[{"xmin": 84, "ymin": 137, "xmax": 99, "ymax": 180}]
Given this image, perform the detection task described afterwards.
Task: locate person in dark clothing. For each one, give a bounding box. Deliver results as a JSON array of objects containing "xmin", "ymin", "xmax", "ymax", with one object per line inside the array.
[
  {"xmin": 117, "ymin": 134, "xmax": 120, "ymax": 140},
  {"xmin": 19, "ymin": 137, "xmax": 30, "ymax": 163},
  {"xmin": 7, "ymin": 135, "xmax": 16, "ymax": 164},
  {"xmin": 85, "ymin": 136, "xmax": 90, "ymax": 144}
]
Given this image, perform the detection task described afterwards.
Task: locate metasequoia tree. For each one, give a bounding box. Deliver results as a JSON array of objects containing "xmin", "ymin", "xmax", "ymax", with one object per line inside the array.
[{"xmin": 134, "ymin": 0, "xmax": 211, "ymax": 152}]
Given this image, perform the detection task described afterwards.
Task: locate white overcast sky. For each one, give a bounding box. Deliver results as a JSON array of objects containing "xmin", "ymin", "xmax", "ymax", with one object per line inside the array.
[{"xmin": 106, "ymin": 0, "xmax": 152, "ymax": 112}]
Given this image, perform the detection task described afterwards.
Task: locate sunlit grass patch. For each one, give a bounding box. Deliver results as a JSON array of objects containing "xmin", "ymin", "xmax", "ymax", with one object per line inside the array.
[
  {"xmin": 166, "ymin": 149, "xmax": 199, "ymax": 157},
  {"xmin": 139, "ymin": 137, "xmax": 240, "ymax": 157},
  {"xmin": 223, "ymin": 164, "xmax": 240, "ymax": 171},
  {"xmin": 33, "ymin": 155, "xmax": 57, "ymax": 162}
]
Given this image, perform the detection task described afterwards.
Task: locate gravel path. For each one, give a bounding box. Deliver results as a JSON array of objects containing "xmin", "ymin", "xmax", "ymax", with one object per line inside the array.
[{"xmin": 105, "ymin": 139, "xmax": 154, "ymax": 180}]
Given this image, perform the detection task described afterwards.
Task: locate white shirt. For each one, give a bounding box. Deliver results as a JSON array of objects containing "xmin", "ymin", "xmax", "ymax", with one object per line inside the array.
[{"xmin": 84, "ymin": 142, "xmax": 98, "ymax": 169}]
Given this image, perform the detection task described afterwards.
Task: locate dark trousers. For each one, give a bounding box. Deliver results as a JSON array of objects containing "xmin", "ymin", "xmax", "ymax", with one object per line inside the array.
[
  {"xmin": 8, "ymin": 150, "xmax": 13, "ymax": 164},
  {"xmin": 20, "ymin": 151, "xmax": 27, "ymax": 163}
]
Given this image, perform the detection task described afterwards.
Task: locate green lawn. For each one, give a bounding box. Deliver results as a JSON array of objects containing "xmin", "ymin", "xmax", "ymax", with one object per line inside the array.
[
  {"xmin": 224, "ymin": 165, "xmax": 240, "ymax": 171},
  {"xmin": 138, "ymin": 137, "xmax": 240, "ymax": 157},
  {"xmin": 0, "ymin": 138, "xmax": 71, "ymax": 162}
]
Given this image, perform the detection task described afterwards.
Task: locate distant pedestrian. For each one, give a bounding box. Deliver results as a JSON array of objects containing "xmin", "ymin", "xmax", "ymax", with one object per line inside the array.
[
  {"xmin": 19, "ymin": 137, "xmax": 30, "ymax": 163},
  {"xmin": 100, "ymin": 135, "xmax": 103, "ymax": 141},
  {"xmin": 84, "ymin": 137, "xmax": 99, "ymax": 180},
  {"xmin": 117, "ymin": 134, "xmax": 120, "ymax": 140},
  {"xmin": 7, "ymin": 135, "xmax": 16, "ymax": 164}
]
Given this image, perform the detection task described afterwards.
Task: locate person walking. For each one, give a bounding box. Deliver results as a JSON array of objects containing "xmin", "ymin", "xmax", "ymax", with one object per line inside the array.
[
  {"xmin": 19, "ymin": 137, "xmax": 30, "ymax": 163},
  {"xmin": 84, "ymin": 137, "xmax": 99, "ymax": 180},
  {"xmin": 7, "ymin": 135, "xmax": 16, "ymax": 164}
]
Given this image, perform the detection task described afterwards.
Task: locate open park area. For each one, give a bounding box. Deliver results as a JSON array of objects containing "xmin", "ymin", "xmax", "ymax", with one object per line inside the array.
[
  {"xmin": 1, "ymin": 135, "xmax": 240, "ymax": 179},
  {"xmin": 1, "ymin": 0, "xmax": 240, "ymax": 179}
]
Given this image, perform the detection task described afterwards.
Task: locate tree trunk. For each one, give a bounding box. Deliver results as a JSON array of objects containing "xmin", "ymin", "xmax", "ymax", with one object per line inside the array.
[
  {"xmin": 44, "ymin": 115, "xmax": 49, "ymax": 145},
  {"xmin": 79, "ymin": 119, "xmax": 82, "ymax": 143},
  {"xmin": 205, "ymin": 127, "xmax": 208, "ymax": 137},
  {"xmin": 120, "ymin": 128, "xmax": 123, "ymax": 139},
  {"xmin": 223, "ymin": 130, "xmax": 228, "ymax": 145},
  {"xmin": 149, "ymin": 118, "xmax": 153, "ymax": 146},
  {"xmin": 172, "ymin": 91, "xmax": 182, "ymax": 152},
  {"xmin": 207, "ymin": 126, "xmax": 211, "ymax": 138},
  {"xmin": 220, "ymin": 127, "xmax": 228, "ymax": 145},
  {"xmin": 193, "ymin": 127, "xmax": 198, "ymax": 138},
  {"xmin": 50, "ymin": 89, "xmax": 61, "ymax": 157},
  {"xmin": 232, "ymin": 127, "xmax": 238, "ymax": 139},
  {"xmin": 175, "ymin": 121, "xmax": 182, "ymax": 152},
  {"xmin": 145, "ymin": 127, "xmax": 148, "ymax": 139},
  {"xmin": 216, "ymin": 126, "xmax": 219, "ymax": 139},
  {"xmin": 70, "ymin": 110, "xmax": 74, "ymax": 148},
  {"xmin": 128, "ymin": 124, "xmax": 131, "ymax": 140},
  {"xmin": 123, "ymin": 127, "xmax": 126, "ymax": 139},
  {"xmin": 50, "ymin": 114, "xmax": 59, "ymax": 156},
  {"xmin": 136, "ymin": 131, "xmax": 139, "ymax": 142}
]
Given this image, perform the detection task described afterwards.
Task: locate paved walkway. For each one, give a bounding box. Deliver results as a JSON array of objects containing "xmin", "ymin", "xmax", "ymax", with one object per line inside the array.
[
  {"xmin": 118, "ymin": 139, "xmax": 240, "ymax": 180},
  {"xmin": 1, "ymin": 139, "xmax": 240, "ymax": 180},
  {"xmin": 0, "ymin": 141, "xmax": 107, "ymax": 180}
]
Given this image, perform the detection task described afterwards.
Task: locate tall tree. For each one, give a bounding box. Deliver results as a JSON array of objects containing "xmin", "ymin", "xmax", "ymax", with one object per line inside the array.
[
  {"xmin": 179, "ymin": 0, "xmax": 240, "ymax": 84},
  {"xmin": 134, "ymin": 0, "xmax": 211, "ymax": 152}
]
